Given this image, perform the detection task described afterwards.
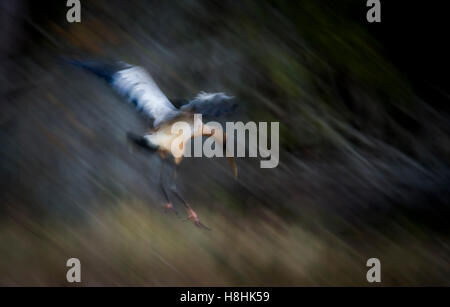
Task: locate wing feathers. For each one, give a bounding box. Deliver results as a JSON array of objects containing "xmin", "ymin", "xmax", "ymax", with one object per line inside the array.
[
  {"xmin": 180, "ymin": 92, "xmax": 237, "ymax": 118},
  {"xmin": 69, "ymin": 58, "xmax": 237, "ymax": 128},
  {"xmin": 112, "ymin": 66, "xmax": 178, "ymax": 126},
  {"xmin": 68, "ymin": 58, "xmax": 179, "ymax": 127}
]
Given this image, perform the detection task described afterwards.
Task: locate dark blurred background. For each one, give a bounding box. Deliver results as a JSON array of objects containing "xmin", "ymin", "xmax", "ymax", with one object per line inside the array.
[{"xmin": 0, "ymin": 0, "xmax": 449, "ymax": 285}]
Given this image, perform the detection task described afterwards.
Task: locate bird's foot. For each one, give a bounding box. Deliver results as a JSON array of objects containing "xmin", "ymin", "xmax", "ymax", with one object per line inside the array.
[
  {"xmin": 164, "ymin": 203, "xmax": 178, "ymax": 215},
  {"xmin": 184, "ymin": 207, "xmax": 210, "ymax": 230}
]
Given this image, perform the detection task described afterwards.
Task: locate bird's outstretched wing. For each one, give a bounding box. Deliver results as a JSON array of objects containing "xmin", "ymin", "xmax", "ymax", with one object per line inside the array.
[
  {"xmin": 180, "ymin": 92, "xmax": 237, "ymax": 118},
  {"xmin": 67, "ymin": 58, "xmax": 179, "ymax": 127},
  {"xmin": 113, "ymin": 66, "xmax": 179, "ymax": 126}
]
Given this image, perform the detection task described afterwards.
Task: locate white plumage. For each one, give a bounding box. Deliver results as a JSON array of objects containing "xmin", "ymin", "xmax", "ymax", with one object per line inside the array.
[
  {"xmin": 112, "ymin": 66, "xmax": 180, "ymax": 127},
  {"xmin": 195, "ymin": 91, "xmax": 233, "ymax": 101}
]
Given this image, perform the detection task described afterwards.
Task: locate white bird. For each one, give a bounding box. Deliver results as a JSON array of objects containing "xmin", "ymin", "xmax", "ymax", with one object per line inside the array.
[{"xmin": 69, "ymin": 58, "xmax": 238, "ymax": 229}]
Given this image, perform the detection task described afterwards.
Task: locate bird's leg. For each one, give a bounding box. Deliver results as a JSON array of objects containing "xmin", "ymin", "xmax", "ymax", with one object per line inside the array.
[
  {"xmin": 170, "ymin": 165, "xmax": 210, "ymax": 230},
  {"xmin": 159, "ymin": 159, "xmax": 177, "ymax": 215}
]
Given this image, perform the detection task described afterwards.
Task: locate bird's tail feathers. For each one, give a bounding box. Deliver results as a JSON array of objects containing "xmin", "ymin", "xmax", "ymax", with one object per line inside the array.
[{"xmin": 126, "ymin": 132, "xmax": 159, "ymax": 154}]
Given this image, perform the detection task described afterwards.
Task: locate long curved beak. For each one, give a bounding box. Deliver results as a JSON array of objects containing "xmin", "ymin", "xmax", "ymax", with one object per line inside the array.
[
  {"xmin": 227, "ymin": 157, "xmax": 238, "ymax": 178},
  {"xmin": 201, "ymin": 123, "xmax": 238, "ymax": 179}
]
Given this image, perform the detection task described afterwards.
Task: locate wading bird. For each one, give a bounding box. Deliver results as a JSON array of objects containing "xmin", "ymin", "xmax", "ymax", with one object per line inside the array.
[{"xmin": 69, "ymin": 59, "xmax": 238, "ymax": 229}]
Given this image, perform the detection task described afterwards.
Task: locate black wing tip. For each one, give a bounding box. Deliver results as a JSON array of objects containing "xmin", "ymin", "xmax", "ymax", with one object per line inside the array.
[{"xmin": 61, "ymin": 55, "xmax": 131, "ymax": 83}]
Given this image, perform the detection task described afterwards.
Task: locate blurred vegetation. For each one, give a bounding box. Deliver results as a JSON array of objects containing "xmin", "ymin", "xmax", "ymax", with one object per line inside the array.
[{"xmin": 0, "ymin": 0, "xmax": 449, "ymax": 285}]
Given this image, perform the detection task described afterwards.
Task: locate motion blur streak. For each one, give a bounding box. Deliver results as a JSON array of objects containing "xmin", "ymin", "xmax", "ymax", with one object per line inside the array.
[{"xmin": 0, "ymin": 0, "xmax": 449, "ymax": 285}]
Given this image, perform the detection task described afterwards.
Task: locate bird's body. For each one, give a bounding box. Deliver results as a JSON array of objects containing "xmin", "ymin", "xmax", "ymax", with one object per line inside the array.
[
  {"xmin": 69, "ymin": 58, "xmax": 238, "ymax": 228},
  {"xmin": 144, "ymin": 114, "xmax": 197, "ymax": 159}
]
